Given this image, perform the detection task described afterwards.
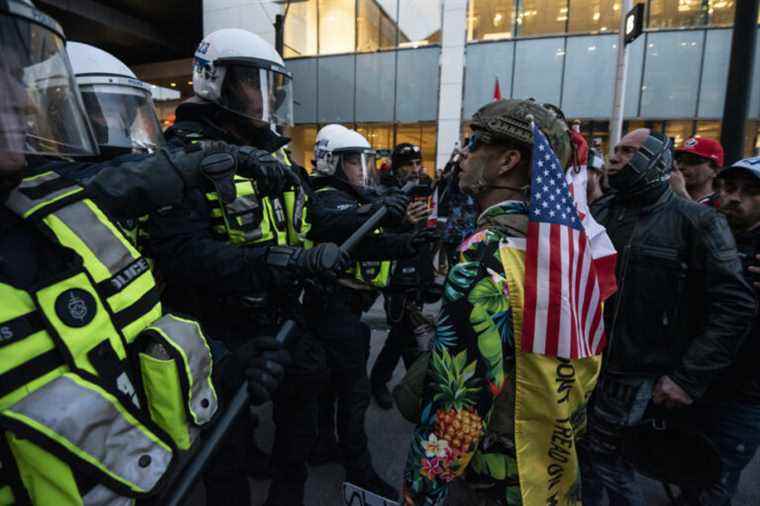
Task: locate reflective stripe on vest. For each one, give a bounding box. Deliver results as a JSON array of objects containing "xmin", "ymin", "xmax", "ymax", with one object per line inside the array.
[
  {"xmin": 207, "ymin": 177, "xmax": 294, "ymax": 246},
  {"xmin": 5, "ymin": 171, "xmax": 84, "ymax": 219},
  {"xmin": 83, "ymin": 484, "xmax": 133, "ymax": 506},
  {"xmin": 2, "ymin": 373, "xmax": 172, "ymax": 495},
  {"xmin": 142, "ymin": 315, "xmax": 218, "ymax": 426},
  {"xmin": 284, "ymin": 186, "xmax": 310, "ymax": 246},
  {"xmin": 1, "ymin": 174, "xmax": 218, "ymax": 503}
]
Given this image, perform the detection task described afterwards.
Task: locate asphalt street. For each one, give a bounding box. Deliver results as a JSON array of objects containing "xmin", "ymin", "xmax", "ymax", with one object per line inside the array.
[{"xmin": 248, "ymin": 298, "xmax": 760, "ymax": 506}]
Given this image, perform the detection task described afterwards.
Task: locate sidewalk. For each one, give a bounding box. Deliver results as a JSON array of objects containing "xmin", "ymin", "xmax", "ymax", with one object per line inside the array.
[{"xmin": 249, "ymin": 298, "xmax": 760, "ymax": 505}]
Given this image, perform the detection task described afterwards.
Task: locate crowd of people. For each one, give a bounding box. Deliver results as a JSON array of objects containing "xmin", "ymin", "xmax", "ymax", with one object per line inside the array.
[{"xmin": 1, "ymin": 1, "xmax": 760, "ymax": 506}]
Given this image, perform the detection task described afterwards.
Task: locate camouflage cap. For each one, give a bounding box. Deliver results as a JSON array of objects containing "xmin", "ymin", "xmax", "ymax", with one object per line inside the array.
[{"xmin": 471, "ymin": 98, "xmax": 572, "ymax": 169}]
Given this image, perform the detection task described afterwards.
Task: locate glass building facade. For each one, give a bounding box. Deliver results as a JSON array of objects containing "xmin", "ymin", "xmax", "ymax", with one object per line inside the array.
[{"xmin": 202, "ymin": 0, "xmax": 760, "ymax": 170}]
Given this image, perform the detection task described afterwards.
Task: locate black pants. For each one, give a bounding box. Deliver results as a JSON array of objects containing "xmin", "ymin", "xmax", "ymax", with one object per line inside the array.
[
  {"xmin": 266, "ymin": 331, "xmax": 327, "ymax": 506},
  {"xmin": 204, "ymin": 401, "xmax": 254, "ymax": 506},
  {"xmin": 307, "ymin": 289, "xmax": 373, "ymax": 478},
  {"xmin": 370, "ymin": 295, "xmax": 421, "ymax": 387}
]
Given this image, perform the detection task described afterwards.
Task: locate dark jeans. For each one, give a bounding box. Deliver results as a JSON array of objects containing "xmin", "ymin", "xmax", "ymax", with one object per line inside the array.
[
  {"xmin": 680, "ymin": 400, "xmax": 760, "ymax": 506},
  {"xmin": 580, "ymin": 373, "xmax": 655, "ymax": 506},
  {"xmin": 370, "ymin": 295, "xmax": 421, "ymax": 387},
  {"xmin": 307, "ymin": 290, "xmax": 374, "ymax": 478}
]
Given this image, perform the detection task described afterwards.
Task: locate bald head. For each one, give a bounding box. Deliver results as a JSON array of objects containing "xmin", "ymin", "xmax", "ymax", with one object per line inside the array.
[{"xmin": 608, "ymin": 128, "xmax": 651, "ymax": 176}]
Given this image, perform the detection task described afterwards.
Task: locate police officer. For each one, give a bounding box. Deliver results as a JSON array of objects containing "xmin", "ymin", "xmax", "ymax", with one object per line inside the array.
[
  {"xmin": 305, "ymin": 126, "xmax": 438, "ymax": 500},
  {"xmin": 145, "ymin": 28, "xmax": 350, "ymax": 506},
  {"xmin": 371, "ymin": 143, "xmax": 439, "ymax": 409},
  {"xmin": 0, "ymin": 2, "xmax": 290, "ymax": 504}
]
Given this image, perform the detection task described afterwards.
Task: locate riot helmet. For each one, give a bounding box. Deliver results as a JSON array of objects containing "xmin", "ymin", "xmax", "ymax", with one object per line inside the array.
[
  {"xmin": 313, "ymin": 125, "xmax": 378, "ymax": 190},
  {"xmin": 67, "ymin": 42, "xmax": 165, "ymax": 156},
  {"xmin": 192, "ymin": 29, "xmax": 293, "ymax": 131},
  {"xmin": 0, "ymin": 0, "xmax": 97, "ymax": 166}
]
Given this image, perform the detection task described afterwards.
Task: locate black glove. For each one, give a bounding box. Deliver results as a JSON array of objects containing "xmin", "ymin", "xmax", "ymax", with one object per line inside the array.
[
  {"xmin": 404, "ymin": 228, "xmax": 439, "ymax": 255},
  {"xmin": 237, "ymin": 337, "xmax": 292, "ymax": 405},
  {"xmin": 373, "ymin": 193, "xmax": 410, "ymax": 227},
  {"xmin": 266, "ymin": 243, "xmax": 352, "ymax": 278},
  {"xmin": 235, "ymin": 147, "xmax": 299, "ymax": 197}
]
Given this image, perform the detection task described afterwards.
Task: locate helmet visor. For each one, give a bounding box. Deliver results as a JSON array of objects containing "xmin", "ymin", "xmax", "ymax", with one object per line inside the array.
[
  {"xmin": 0, "ymin": 14, "xmax": 97, "ymax": 158},
  {"xmin": 219, "ymin": 63, "xmax": 293, "ymax": 128},
  {"xmin": 79, "ymin": 83, "xmax": 165, "ymax": 153},
  {"xmin": 337, "ymin": 149, "xmax": 378, "ymax": 190}
]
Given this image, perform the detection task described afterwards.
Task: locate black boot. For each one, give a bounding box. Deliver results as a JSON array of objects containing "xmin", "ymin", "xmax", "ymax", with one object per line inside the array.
[
  {"xmin": 346, "ymin": 468, "xmax": 400, "ymax": 501},
  {"xmin": 371, "ymin": 381, "xmax": 393, "ymax": 410}
]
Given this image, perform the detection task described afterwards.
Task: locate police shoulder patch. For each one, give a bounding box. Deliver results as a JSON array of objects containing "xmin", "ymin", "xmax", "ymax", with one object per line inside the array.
[{"xmin": 55, "ymin": 289, "xmax": 97, "ymax": 328}]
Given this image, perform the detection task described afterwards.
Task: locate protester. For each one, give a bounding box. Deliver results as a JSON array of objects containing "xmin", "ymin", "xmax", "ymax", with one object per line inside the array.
[
  {"xmin": 674, "ymin": 156, "xmax": 760, "ymax": 505},
  {"xmin": 583, "ymin": 129, "xmax": 755, "ymax": 505},
  {"xmin": 401, "ymin": 99, "xmax": 605, "ymax": 506},
  {"xmin": 674, "ymin": 136, "xmax": 725, "ymax": 206}
]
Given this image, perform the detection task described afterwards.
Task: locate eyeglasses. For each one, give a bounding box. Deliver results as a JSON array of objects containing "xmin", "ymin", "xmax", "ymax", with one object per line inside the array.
[{"xmin": 465, "ymin": 131, "xmax": 487, "ymax": 153}]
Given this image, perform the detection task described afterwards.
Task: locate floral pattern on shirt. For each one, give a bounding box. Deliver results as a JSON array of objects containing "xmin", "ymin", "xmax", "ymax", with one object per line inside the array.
[{"xmin": 404, "ymin": 201, "xmax": 529, "ymax": 506}]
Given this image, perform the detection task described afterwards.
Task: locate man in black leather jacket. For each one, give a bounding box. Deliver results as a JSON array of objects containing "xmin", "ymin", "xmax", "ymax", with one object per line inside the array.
[
  {"xmin": 581, "ymin": 129, "xmax": 755, "ymax": 506},
  {"xmin": 678, "ymin": 156, "xmax": 760, "ymax": 505}
]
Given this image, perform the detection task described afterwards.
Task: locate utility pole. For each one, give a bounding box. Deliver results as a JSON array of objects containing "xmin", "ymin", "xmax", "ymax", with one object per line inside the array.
[
  {"xmin": 609, "ymin": 0, "xmax": 634, "ymax": 158},
  {"xmin": 719, "ymin": 0, "xmax": 759, "ymax": 164}
]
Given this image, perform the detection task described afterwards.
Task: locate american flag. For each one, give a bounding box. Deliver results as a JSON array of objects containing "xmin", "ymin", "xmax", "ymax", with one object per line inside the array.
[{"xmin": 521, "ymin": 124, "xmax": 607, "ymax": 359}]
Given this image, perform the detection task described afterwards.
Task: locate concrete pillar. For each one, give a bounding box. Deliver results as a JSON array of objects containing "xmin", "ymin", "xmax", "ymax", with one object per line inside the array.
[{"xmin": 435, "ymin": 0, "xmax": 468, "ymax": 174}]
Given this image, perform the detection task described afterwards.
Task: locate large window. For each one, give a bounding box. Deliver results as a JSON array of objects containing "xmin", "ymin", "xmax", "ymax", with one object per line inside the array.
[
  {"xmin": 647, "ymin": 0, "xmax": 736, "ymax": 28},
  {"xmin": 284, "ymin": 0, "xmax": 442, "ymax": 57},
  {"xmin": 357, "ymin": 0, "xmax": 398, "ymax": 52},
  {"xmin": 568, "ymin": 0, "xmax": 620, "ymax": 33},
  {"xmin": 467, "ymin": 0, "xmax": 517, "ymax": 42},
  {"xmin": 284, "ymin": 1, "xmax": 318, "ymax": 57},
  {"xmin": 318, "ymin": 0, "xmax": 356, "ymax": 55},
  {"xmin": 517, "ymin": 0, "xmax": 568, "ymax": 36},
  {"xmin": 398, "ymin": 1, "xmax": 442, "ymax": 47},
  {"xmin": 287, "ymin": 124, "xmax": 319, "ymax": 169}
]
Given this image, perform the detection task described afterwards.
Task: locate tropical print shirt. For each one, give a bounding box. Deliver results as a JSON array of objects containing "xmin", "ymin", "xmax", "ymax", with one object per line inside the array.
[{"xmin": 404, "ymin": 201, "xmax": 529, "ymax": 506}]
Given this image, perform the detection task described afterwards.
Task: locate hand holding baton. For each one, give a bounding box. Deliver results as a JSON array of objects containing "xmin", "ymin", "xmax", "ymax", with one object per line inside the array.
[{"xmin": 163, "ymin": 182, "xmax": 415, "ymax": 506}]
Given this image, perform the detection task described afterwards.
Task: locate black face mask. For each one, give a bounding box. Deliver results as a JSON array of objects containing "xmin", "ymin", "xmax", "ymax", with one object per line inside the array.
[{"xmin": 608, "ymin": 134, "xmax": 673, "ymax": 197}]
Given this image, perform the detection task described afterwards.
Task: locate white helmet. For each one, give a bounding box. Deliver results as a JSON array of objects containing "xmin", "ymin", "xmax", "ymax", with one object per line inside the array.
[
  {"xmin": 67, "ymin": 42, "xmax": 164, "ymax": 155},
  {"xmin": 313, "ymin": 126, "xmax": 378, "ymax": 189},
  {"xmin": 192, "ymin": 28, "xmax": 293, "ymax": 129},
  {"xmin": 1, "ymin": 0, "xmax": 98, "ymax": 161}
]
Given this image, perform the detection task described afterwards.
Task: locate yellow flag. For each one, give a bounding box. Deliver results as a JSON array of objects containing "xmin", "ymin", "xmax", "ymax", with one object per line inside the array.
[{"xmin": 500, "ymin": 244, "xmax": 601, "ymax": 506}]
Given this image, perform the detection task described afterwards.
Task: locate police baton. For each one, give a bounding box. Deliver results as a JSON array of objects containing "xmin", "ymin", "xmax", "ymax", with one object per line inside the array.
[{"xmin": 163, "ymin": 183, "xmax": 412, "ymax": 506}]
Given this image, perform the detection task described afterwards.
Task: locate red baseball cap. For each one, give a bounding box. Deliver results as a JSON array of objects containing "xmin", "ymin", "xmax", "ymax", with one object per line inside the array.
[{"xmin": 676, "ymin": 137, "xmax": 724, "ymax": 167}]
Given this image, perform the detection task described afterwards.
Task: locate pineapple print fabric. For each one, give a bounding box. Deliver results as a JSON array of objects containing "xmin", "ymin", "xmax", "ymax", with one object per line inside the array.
[
  {"xmin": 404, "ymin": 201, "xmax": 600, "ymax": 506},
  {"xmin": 404, "ymin": 202, "xmax": 525, "ymax": 506}
]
